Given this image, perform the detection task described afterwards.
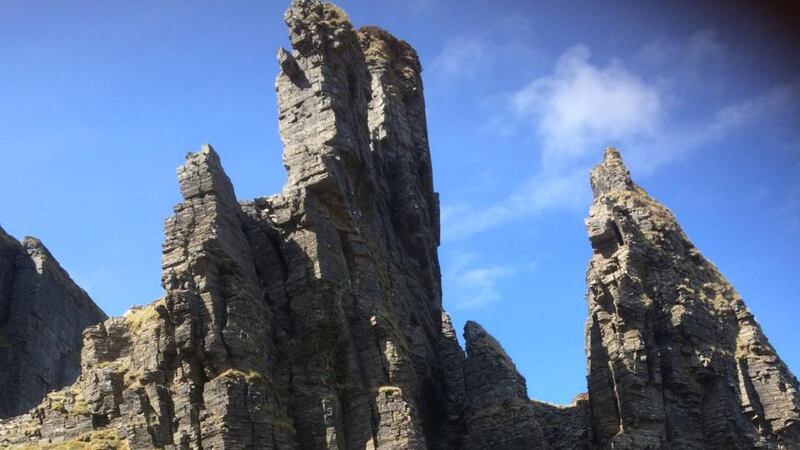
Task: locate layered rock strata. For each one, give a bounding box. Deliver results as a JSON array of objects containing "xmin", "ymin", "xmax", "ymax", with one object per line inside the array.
[
  {"xmin": 585, "ymin": 148, "xmax": 800, "ymax": 449},
  {"xmin": 462, "ymin": 321, "xmax": 545, "ymax": 449},
  {"xmin": 0, "ymin": 227, "xmax": 106, "ymax": 419},
  {"xmin": 1, "ymin": 1, "xmax": 798, "ymax": 449},
  {"xmin": 2, "ymin": 1, "xmax": 463, "ymax": 448}
]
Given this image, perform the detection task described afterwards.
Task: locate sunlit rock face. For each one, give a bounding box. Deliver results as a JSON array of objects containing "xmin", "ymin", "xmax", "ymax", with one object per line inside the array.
[
  {"xmin": 1, "ymin": 1, "xmax": 460, "ymax": 448},
  {"xmin": 585, "ymin": 148, "xmax": 800, "ymax": 449},
  {"xmin": 1, "ymin": 2, "xmax": 798, "ymax": 449}
]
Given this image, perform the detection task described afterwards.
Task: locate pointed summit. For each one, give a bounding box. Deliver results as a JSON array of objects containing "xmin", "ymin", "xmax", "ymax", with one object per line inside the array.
[
  {"xmin": 284, "ymin": 0, "xmax": 354, "ymax": 57},
  {"xmin": 585, "ymin": 147, "xmax": 800, "ymax": 448},
  {"xmin": 463, "ymin": 321, "xmax": 546, "ymax": 449},
  {"xmin": 463, "ymin": 321, "xmax": 529, "ymax": 404},
  {"xmin": 589, "ymin": 147, "xmax": 635, "ymax": 198},
  {"xmin": 176, "ymin": 143, "xmax": 237, "ymax": 203}
]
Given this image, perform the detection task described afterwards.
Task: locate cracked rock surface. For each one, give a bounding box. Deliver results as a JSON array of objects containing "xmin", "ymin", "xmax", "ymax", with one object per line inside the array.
[
  {"xmin": 0, "ymin": 227, "xmax": 106, "ymax": 419},
  {"xmin": 1, "ymin": 2, "xmax": 798, "ymax": 449},
  {"xmin": 585, "ymin": 148, "xmax": 800, "ymax": 449},
  {"xmin": 3, "ymin": 1, "xmax": 460, "ymax": 448}
]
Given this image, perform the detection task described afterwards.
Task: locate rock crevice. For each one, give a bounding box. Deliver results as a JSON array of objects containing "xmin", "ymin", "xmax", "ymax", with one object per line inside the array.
[{"xmin": 1, "ymin": 2, "xmax": 798, "ymax": 450}]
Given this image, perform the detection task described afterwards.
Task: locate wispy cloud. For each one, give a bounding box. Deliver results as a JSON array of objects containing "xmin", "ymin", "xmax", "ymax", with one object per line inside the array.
[
  {"xmin": 431, "ymin": 36, "xmax": 492, "ymax": 77},
  {"xmin": 633, "ymin": 30, "xmax": 726, "ymax": 83},
  {"xmin": 444, "ymin": 252, "xmax": 536, "ymax": 308},
  {"xmin": 777, "ymin": 187, "xmax": 800, "ymax": 232},
  {"xmin": 611, "ymin": 80, "xmax": 800, "ymax": 177},
  {"xmin": 442, "ymin": 31, "xmax": 800, "ymax": 240},
  {"xmin": 443, "ymin": 168, "xmax": 586, "ymax": 239},
  {"xmin": 430, "ymin": 16, "xmax": 535, "ymax": 79}
]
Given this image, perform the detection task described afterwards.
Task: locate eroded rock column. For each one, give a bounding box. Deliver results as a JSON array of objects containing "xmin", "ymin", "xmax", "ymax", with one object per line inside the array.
[{"xmin": 584, "ymin": 148, "xmax": 800, "ymax": 449}]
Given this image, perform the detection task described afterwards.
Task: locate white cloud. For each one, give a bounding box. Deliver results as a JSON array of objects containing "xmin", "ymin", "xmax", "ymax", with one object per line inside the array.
[
  {"xmin": 443, "ymin": 46, "xmax": 662, "ymax": 239},
  {"xmin": 442, "ymin": 168, "xmax": 586, "ymax": 239},
  {"xmin": 512, "ymin": 45, "xmax": 662, "ymax": 169},
  {"xmin": 442, "ymin": 33, "xmax": 800, "ymax": 241},
  {"xmin": 444, "ymin": 252, "xmax": 535, "ymax": 308},
  {"xmin": 624, "ymin": 81, "xmax": 800, "ymax": 174}
]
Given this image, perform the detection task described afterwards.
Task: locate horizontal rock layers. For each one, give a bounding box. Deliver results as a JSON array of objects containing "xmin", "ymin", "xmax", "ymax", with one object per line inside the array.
[
  {"xmin": 3, "ymin": 1, "xmax": 466, "ymax": 448},
  {"xmin": 0, "ymin": 227, "xmax": 106, "ymax": 419},
  {"xmin": 585, "ymin": 148, "xmax": 800, "ymax": 449},
  {"xmin": 1, "ymin": 1, "xmax": 798, "ymax": 449}
]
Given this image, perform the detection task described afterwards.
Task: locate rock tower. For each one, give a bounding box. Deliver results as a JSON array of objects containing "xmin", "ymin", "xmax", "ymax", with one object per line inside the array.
[{"xmin": 1, "ymin": 2, "xmax": 797, "ymax": 449}]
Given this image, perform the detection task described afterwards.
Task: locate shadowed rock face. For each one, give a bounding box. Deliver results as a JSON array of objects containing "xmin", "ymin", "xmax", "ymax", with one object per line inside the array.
[
  {"xmin": 585, "ymin": 148, "xmax": 800, "ymax": 449},
  {"xmin": 0, "ymin": 228, "xmax": 106, "ymax": 419},
  {"xmin": 462, "ymin": 321, "xmax": 545, "ymax": 449},
  {"xmin": 1, "ymin": 2, "xmax": 798, "ymax": 450},
  {"xmin": 2, "ymin": 1, "xmax": 462, "ymax": 448}
]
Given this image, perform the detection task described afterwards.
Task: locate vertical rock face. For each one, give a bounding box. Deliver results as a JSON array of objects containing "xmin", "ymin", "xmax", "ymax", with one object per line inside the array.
[
  {"xmin": 269, "ymin": 1, "xmax": 451, "ymax": 448},
  {"xmin": 462, "ymin": 321, "xmax": 545, "ymax": 449},
  {"xmin": 0, "ymin": 227, "xmax": 106, "ymax": 419},
  {"xmin": 2, "ymin": 2, "xmax": 799, "ymax": 450},
  {"xmin": 585, "ymin": 148, "xmax": 800, "ymax": 449},
  {"xmin": 1, "ymin": 1, "xmax": 463, "ymax": 449}
]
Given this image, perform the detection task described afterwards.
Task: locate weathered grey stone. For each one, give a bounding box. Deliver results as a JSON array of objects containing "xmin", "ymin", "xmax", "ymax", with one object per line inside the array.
[
  {"xmin": 532, "ymin": 394, "xmax": 591, "ymax": 450},
  {"xmin": 0, "ymin": 227, "xmax": 106, "ymax": 419},
  {"xmin": 585, "ymin": 148, "xmax": 800, "ymax": 449},
  {"xmin": 1, "ymin": 1, "xmax": 455, "ymax": 448},
  {"xmin": 2, "ymin": 2, "xmax": 798, "ymax": 449},
  {"xmin": 462, "ymin": 321, "xmax": 546, "ymax": 450}
]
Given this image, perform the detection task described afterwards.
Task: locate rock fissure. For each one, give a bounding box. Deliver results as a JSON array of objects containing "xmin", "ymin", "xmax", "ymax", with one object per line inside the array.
[{"xmin": 0, "ymin": 2, "xmax": 798, "ymax": 450}]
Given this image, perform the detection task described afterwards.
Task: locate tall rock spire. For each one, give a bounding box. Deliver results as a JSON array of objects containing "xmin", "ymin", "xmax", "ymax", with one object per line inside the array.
[
  {"xmin": 2, "ymin": 1, "xmax": 459, "ymax": 448},
  {"xmin": 270, "ymin": 1, "xmax": 451, "ymax": 447},
  {"xmin": 589, "ymin": 147, "xmax": 636, "ymax": 198},
  {"xmin": 2, "ymin": 2, "xmax": 799, "ymax": 449},
  {"xmin": 584, "ymin": 149, "xmax": 800, "ymax": 448}
]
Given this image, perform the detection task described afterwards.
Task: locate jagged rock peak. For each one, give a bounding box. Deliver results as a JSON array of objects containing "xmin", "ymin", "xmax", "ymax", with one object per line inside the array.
[
  {"xmin": 2, "ymin": 1, "xmax": 453, "ymax": 447},
  {"xmin": 359, "ymin": 26, "xmax": 421, "ymax": 79},
  {"xmin": 585, "ymin": 148, "xmax": 800, "ymax": 449},
  {"xmin": 3, "ymin": 1, "xmax": 799, "ymax": 449},
  {"xmin": 21, "ymin": 236, "xmax": 62, "ymax": 273},
  {"xmin": 589, "ymin": 146, "xmax": 636, "ymax": 198},
  {"xmin": 463, "ymin": 321, "xmax": 546, "ymax": 449},
  {"xmin": 284, "ymin": 0, "xmax": 354, "ymax": 56},
  {"xmin": 463, "ymin": 320, "xmax": 529, "ymax": 405},
  {"xmin": 176, "ymin": 143, "xmax": 237, "ymax": 203}
]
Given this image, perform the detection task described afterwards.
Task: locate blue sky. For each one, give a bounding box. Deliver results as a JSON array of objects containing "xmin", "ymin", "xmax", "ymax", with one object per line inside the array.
[{"xmin": 1, "ymin": 1, "xmax": 798, "ymax": 404}]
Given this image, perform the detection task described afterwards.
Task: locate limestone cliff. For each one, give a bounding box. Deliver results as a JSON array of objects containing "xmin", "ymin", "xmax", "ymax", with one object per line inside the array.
[
  {"xmin": 1, "ymin": 1, "xmax": 798, "ymax": 449},
  {"xmin": 0, "ymin": 227, "xmax": 106, "ymax": 419}
]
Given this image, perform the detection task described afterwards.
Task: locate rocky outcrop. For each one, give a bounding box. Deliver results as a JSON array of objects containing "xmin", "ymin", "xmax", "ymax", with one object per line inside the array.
[
  {"xmin": 1, "ymin": 1, "xmax": 461, "ymax": 448},
  {"xmin": 0, "ymin": 227, "xmax": 106, "ymax": 419},
  {"xmin": 532, "ymin": 395, "xmax": 590, "ymax": 450},
  {"xmin": 462, "ymin": 321, "xmax": 545, "ymax": 449},
  {"xmin": 585, "ymin": 148, "xmax": 800, "ymax": 449},
  {"xmin": 1, "ymin": 1, "xmax": 798, "ymax": 449}
]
